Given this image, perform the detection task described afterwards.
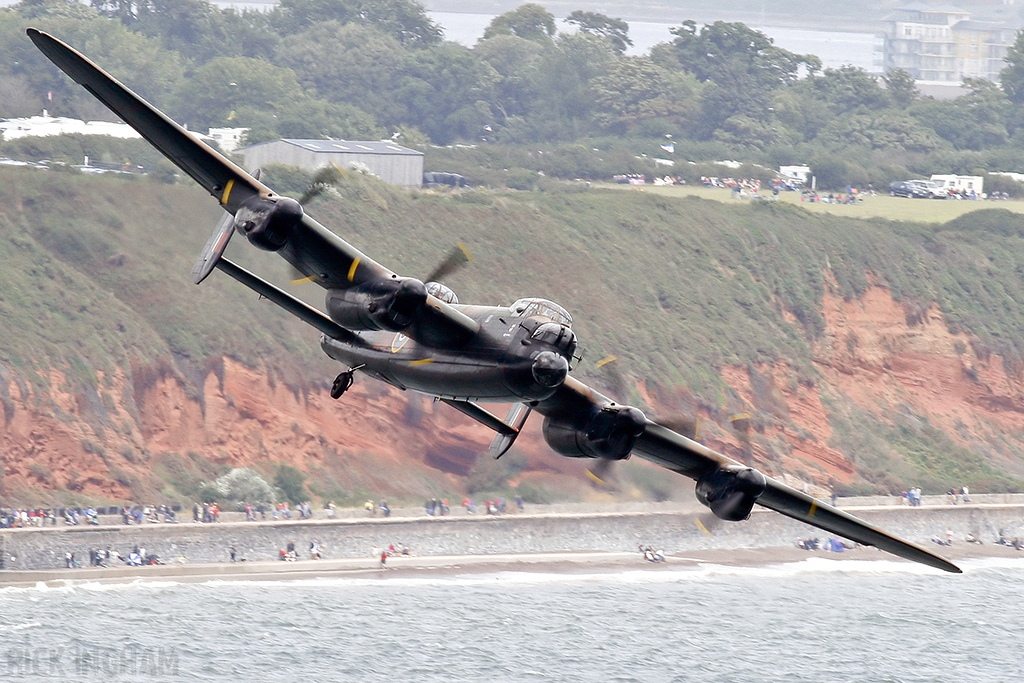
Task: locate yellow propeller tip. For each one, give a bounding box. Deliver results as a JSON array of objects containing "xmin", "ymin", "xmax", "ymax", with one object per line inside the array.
[{"xmin": 596, "ymin": 355, "xmax": 618, "ymax": 368}]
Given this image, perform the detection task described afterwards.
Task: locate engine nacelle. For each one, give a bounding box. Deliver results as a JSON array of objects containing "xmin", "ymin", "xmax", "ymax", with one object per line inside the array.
[
  {"xmin": 543, "ymin": 405, "xmax": 647, "ymax": 460},
  {"xmin": 233, "ymin": 195, "xmax": 303, "ymax": 251},
  {"xmin": 326, "ymin": 277, "xmax": 428, "ymax": 332},
  {"xmin": 695, "ymin": 466, "xmax": 767, "ymax": 521}
]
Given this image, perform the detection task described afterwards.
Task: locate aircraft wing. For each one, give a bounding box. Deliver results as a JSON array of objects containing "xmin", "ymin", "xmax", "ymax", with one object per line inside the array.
[
  {"xmin": 28, "ymin": 29, "xmax": 478, "ymax": 342},
  {"xmin": 27, "ymin": 28, "xmax": 388, "ymax": 286},
  {"xmin": 538, "ymin": 378, "xmax": 961, "ymax": 574},
  {"xmin": 634, "ymin": 424, "xmax": 961, "ymax": 573}
]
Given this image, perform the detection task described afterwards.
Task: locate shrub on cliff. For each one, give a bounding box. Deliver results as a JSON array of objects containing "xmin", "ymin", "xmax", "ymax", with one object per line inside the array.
[
  {"xmin": 215, "ymin": 467, "xmax": 277, "ymax": 508},
  {"xmin": 274, "ymin": 465, "xmax": 308, "ymax": 505}
]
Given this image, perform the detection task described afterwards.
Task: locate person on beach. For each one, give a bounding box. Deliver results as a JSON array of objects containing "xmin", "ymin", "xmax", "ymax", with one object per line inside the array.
[
  {"xmin": 230, "ymin": 545, "xmax": 236, "ymax": 562},
  {"xmin": 380, "ymin": 550, "xmax": 388, "ymax": 568}
]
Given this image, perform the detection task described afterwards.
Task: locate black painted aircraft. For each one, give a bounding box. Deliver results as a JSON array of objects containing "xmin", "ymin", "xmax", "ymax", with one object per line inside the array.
[{"xmin": 29, "ymin": 28, "xmax": 960, "ymax": 573}]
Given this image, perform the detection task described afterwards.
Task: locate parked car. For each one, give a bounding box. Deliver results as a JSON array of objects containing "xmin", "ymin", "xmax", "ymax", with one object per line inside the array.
[{"xmin": 889, "ymin": 179, "xmax": 947, "ymax": 198}]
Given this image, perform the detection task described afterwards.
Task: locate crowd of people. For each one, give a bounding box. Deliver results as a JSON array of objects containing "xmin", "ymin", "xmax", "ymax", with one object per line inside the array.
[
  {"xmin": 64, "ymin": 545, "xmax": 163, "ymax": 569},
  {"xmin": 457, "ymin": 496, "xmax": 525, "ymax": 515},
  {"xmin": 3, "ymin": 494, "xmax": 530, "ymax": 530},
  {"xmin": 364, "ymin": 499, "xmax": 391, "ymax": 516},
  {"xmin": 797, "ymin": 538, "xmax": 855, "ymax": 552},
  {"xmin": 1, "ymin": 506, "xmax": 110, "ymax": 527},
  {"xmin": 899, "ymin": 486, "xmax": 970, "ymax": 506}
]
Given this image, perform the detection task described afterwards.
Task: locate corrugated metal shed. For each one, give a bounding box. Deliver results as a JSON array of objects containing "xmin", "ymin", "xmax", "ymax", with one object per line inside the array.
[{"xmin": 236, "ymin": 139, "xmax": 424, "ymax": 188}]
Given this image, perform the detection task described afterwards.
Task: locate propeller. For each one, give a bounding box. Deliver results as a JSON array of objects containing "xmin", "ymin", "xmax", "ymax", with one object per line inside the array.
[
  {"xmin": 424, "ymin": 243, "xmax": 473, "ymax": 284},
  {"xmin": 296, "ymin": 164, "xmax": 346, "ymax": 206},
  {"xmin": 585, "ymin": 454, "xmax": 616, "ymax": 488},
  {"xmin": 586, "ymin": 355, "xmax": 705, "ymax": 490},
  {"xmin": 286, "ymin": 164, "xmax": 472, "ymax": 289}
]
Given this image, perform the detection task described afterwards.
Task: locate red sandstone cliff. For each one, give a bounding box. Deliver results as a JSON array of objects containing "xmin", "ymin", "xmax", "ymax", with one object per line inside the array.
[{"xmin": 2, "ymin": 283, "xmax": 1023, "ymax": 505}]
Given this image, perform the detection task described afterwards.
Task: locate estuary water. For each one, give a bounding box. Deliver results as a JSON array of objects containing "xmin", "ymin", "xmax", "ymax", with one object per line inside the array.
[{"xmin": 2, "ymin": 556, "xmax": 1023, "ymax": 682}]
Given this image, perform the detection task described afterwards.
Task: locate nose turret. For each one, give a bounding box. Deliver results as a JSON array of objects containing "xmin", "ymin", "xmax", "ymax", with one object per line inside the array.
[{"xmin": 532, "ymin": 351, "xmax": 569, "ymax": 388}]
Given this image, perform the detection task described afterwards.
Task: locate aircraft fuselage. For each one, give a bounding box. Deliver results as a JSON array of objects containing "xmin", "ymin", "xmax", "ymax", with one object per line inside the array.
[{"xmin": 321, "ymin": 303, "xmax": 576, "ymax": 402}]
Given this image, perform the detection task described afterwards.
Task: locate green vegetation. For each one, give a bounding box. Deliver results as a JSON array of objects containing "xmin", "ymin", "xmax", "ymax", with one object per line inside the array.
[
  {"xmin": 274, "ymin": 463, "xmax": 309, "ymax": 504},
  {"xmin": 5, "ymin": 0, "xmax": 1024, "ymax": 189},
  {"xmin": 3, "ymin": 155, "xmax": 1024, "ymax": 496}
]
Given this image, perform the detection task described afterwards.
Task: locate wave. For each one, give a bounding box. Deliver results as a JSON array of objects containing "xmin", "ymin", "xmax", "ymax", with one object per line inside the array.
[{"xmin": 3, "ymin": 555, "xmax": 1022, "ymax": 597}]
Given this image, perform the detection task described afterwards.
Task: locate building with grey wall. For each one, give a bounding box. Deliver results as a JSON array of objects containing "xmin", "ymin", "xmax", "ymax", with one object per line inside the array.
[
  {"xmin": 883, "ymin": 3, "xmax": 1016, "ymax": 84},
  {"xmin": 236, "ymin": 139, "xmax": 424, "ymax": 188}
]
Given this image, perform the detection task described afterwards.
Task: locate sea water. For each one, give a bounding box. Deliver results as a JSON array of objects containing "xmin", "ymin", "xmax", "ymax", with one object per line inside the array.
[{"xmin": 2, "ymin": 556, "xmax": 1022, "ymax": 682}]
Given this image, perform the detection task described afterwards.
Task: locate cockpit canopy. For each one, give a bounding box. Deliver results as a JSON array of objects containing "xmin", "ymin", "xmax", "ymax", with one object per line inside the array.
[
  {"xmin": 426, "ymin": 281, "xmax": 458, "ymax": 305},
  {"xmin": 531, "ymin": 321, "xmax": 577, "ymax": 360},
  {"xmin": 510, "ymin": 298, "xmax": 572, "ymax": 327}
]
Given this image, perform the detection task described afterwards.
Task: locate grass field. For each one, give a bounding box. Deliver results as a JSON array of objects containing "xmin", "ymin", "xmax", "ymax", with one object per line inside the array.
[{"xmin": 600, "ymin": 183, "xmax": 1024, "ymax": 223}]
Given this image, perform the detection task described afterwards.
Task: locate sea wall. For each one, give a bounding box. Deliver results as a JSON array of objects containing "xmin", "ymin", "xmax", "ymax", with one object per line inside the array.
[{"xmin": 2, "ymin": 504, "xmax": 1023, "ymax": 571}]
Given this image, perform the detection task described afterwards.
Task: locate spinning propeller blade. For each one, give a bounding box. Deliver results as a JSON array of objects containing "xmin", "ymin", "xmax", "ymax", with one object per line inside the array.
[
  {"xmin": 296, "ymin": 163, "xmax": 346, "ymax": 206},
  {"xmin": 424, "ymin": 243, "xmax": 473, "ymax": 284}
]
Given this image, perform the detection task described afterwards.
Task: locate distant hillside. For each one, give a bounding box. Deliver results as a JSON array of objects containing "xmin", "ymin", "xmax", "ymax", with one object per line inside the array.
[{"xmin": 1, "ymin": 166, "xmax": 1023, "ymax": 508}]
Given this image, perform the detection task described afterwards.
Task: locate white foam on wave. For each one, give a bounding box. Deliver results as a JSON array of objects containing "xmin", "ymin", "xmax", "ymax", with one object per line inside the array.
[
  {"xmin": 3, "ymin": 555, "xmax": 1022, "ymax": 597},
  {"xmin": 0, "ymin": 621, "xmax": 42, "ymax": 632},
  {"xmin": 178, "ymin": 558, "xmax": 975, "ymax": 589},
  {"xmin": 0, "ymin": 578, "xmax": 185, "ymax": 598},
  {"xmin": 955, "ymin": 555, "xmax": 1024, "ymax": 573}
]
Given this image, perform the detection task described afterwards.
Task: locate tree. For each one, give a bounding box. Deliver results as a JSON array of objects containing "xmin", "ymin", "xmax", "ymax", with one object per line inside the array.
[
  {"xmin": 527, "ymin": 32, "xmax": 616, "ymax": 139},
  {"xmin": 482, "ymin": 3, "xmax": 556, "ymax": 44},
  {"xmin": 590, "ymin": 56, "xmax": 696, "ymax": 134},
  {"xmin": 392, "ymin": 42, "xmax": 497, "ymax": 144},
  {"xmin": 275, "ymin": 0, "xmax": 441, "ymax": 46},
  {"xmin": 0, "ymin": 13, "xmax": 183, "ymax": 117},
  {"xmin": 111, "ymin": 0, "xmax": 281, "ymax": 64},
  {"xmin": 1000, "ymin": 29, "xmax": 1024, "ymax": 104},
  {"xmin": 169, "ymin": 56, "xmax": 306, "ymax": 128},
  {"xmin": 665, "ymin": 20, "xmax": 814, "ymax": 85},
  {"xmin": 278, "ymin": 22, "xmax": 405, "ymax": 122},
  {"xmin": 475, "ymin": 34, "xmax": 544, "ymax": 124},
  {"xmin": 817, "ymin": 112, "xmax": 944, "ymax": 153},
  {"xmin": 274, "ymin": 464, "xmax": 308, "ymax": 505},
  {"xmin": 908, "ymin": 79, "xmax": 1009, "ymax": 150},
  {"xmin": 770, "ymin": 88, "xmax": 832, "ymax": 142},
  {"xmin": 809, "ymin": 66, "xmax": 892, "ymax": 115},
  {"xmin": 661, "ymin": 21, "xmax": 817, "ymax": 137},
  {"xmin": 566, "ymin": 10, "xmax": 631, "ymax": 54},
  {"xmin": 884, "ymin": 68, "xmax": 918, "ymax": 109}
]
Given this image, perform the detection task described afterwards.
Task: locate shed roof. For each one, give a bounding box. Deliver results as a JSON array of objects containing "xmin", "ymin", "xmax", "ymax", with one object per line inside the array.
[{"xmin": 239, "ymin": 139, "xmax": 423, "ymax": 156}]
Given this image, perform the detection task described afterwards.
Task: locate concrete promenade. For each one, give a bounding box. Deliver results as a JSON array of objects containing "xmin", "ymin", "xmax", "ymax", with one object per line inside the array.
[{"xmin": 2, "ymin": 496, "xmax": 1022, "ymax": 578}]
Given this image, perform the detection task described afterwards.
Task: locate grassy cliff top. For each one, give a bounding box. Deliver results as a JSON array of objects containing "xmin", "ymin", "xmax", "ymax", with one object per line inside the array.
[{"xmin": 3, "ymin": 167, "xmax": 1024, "ymax": 398}]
